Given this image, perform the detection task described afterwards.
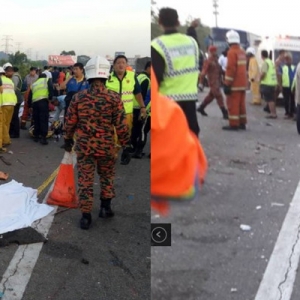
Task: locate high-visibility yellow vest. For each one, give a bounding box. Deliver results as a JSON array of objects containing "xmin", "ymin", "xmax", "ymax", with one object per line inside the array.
[
  {"xmin": 261, "ymin": 58, "xmax": 277, "ymax": 86},
  {"xmin": 2, "ymin": 76, "xmax": 17, "ymax": 106},
  {"xmin": 151, "ymin": 33, "xmax": 199, "ymax": 101},
  {"xmin": 282, "ymin": 65, "xmax": 295, "ymax": 88},
  {"xmin": 32, "ymin": 78, "xmax": 49, "ymax": 102},
  {"xmin": 106, "ymin": 71, "xmax": 136, "ymax": 114},
  {"xmin": 135, "ymin": 73, "xmax": 150, "ymax": 109}
]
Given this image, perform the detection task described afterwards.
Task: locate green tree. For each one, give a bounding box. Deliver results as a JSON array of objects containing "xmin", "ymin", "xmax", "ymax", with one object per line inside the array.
[{"xmin": 8, "ymin": 51, "xmax": 28, "ymax": 65}]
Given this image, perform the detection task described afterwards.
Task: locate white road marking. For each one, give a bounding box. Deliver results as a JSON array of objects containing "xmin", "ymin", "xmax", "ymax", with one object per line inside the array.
[
  {"xmin": 0, "ymin": 154, "xmax": 76, "ymax": 300},
  {"xmin": 255, "ymin": 181, "xmax": 300, "ymax": 300}
]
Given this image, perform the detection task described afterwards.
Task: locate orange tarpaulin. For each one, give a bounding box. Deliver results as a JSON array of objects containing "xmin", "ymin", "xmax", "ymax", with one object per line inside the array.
[{"xmin": 151, "ymin": 68, "xmax": 208, "ymax": 215}]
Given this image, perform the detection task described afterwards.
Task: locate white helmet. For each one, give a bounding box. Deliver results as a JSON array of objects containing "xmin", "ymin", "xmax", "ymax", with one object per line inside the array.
[
  {"xmin": 0, "ymin": 67, "xmax": 5, "ymax": 73},
  {"xmin": 246, "ymin": 47, "xmax": 255, "ymax": 55},
  {"xmin": 3, "ymin": 62, "xmax": 12, "ymax": 70},
  {"xmin": 85, "ymin": 56, "xmax": 111, "ymax": 80},
  {"xmin": 226, "ymin": 30, "xmax": 240, "ymax": 44}
]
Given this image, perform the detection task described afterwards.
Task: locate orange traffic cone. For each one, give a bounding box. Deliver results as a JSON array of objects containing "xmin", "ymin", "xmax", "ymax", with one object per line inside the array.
[{"xmin": 47, "ymin": 151, "xmax": 78, "ymax": 208}]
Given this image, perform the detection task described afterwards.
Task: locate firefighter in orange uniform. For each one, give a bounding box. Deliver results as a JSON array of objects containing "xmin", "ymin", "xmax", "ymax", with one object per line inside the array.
[
  {"xmin": 198, "ymin": 45, "xmax": 228, "ymax": 119},
  {"xmin": 223, "ymin": 30, "xmax": 248, "ymax": 130}
]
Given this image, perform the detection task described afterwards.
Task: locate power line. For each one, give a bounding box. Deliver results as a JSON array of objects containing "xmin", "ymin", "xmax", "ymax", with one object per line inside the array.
[
  {"xmin": 212, "ymin": 0, "xmax": 219, "ymax": 27},
  {"xmin": 2, "ymin": 35, "xmax": 13, "ymax": 54}
]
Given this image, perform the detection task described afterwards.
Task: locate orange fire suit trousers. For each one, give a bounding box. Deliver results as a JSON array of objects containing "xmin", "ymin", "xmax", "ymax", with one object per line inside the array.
[
  {"xmin": 226, "ymin": 91, "xmax": 247, "ymax": 127},
  {"xmin": 203, "ymin": 87, "xmax": 225, "ymax": 108}
]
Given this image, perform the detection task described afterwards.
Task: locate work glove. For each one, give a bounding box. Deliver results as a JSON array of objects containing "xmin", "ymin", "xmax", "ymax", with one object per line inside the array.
[
  {"xmin": 223, "ymin": 85, "xmax": 232, "ymax": 95},
  {"xmin": 120, "ymin": 145, "xmax": 133, "ymax": 165},
  {"xmin": 64, "ymin": 138, "xmax": 74, "ymax": 152}
]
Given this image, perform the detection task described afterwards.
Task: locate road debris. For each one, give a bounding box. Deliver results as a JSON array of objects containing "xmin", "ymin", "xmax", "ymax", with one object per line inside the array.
[
  {"xmin": 0, "ymin": 156, "xmax": 11, "ymax": 166},
  {"xmin": 256, "ymin": 206, "xmax": 262, "ymax": 210},
  {"xmin": 240, "ymin": 224, "xmax": 251, "ymax": 231},
  {"xmin": 231, "ymin": 288, "xmax": 238, "ymax": 293},
  {"xmin": 81, "ymin": 258, "xmax": 89, "ymax": 265},
  {"xmin": 271, "ymin": 202, "xmax": 284, "ymax": 207},
  {"xmin": 257, "ymin": 142, "xmax": 282, "ymax": 152}
]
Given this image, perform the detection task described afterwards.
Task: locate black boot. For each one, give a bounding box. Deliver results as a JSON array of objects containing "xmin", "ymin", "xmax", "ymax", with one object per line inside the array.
[
  {"xmin": 99, "ymin": 198, "xmax": 114, "ymax": 218},
  {"xmin": 40, "ymin": 137, "xmax": 48, "ymax": 145},
  {"xmin": 33, "ymin": 136, "xmax": 39, "ymax": 142},
  {"xmin": 20, "ymin": 122, "xmax": 27, "ymax": 130},
  {"xmin": 222, "ymin": 125, "xmax": 239, "ymax": 131},
  {"xmin": 239, "ymin": 124, "xmax": 246, "ymax": 130},
  {"xmin": 197, "ymin": 104, "xmax": 208, "ymax": 116},
  {"xmin": 80, "ymin": 213, "xmax": 92, "ymax": 230},
  {"xmin": 263, "ymin": 105, "xmax": 270, "ymax": 113},
  {"xmin": 221, "ymin": 107, "xmax": 228, "ymax": 120},
  {"xmin": 133, "ymin": 148, "xmax": 143, "ymax": 159}
]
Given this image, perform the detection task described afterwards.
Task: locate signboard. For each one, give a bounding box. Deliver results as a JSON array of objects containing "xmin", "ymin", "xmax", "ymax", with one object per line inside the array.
[
  {"xmin": 114, "ymin": 51, "xmax": 125, "ymax": 58},
  {"xmin": 48, "ymin": 55, "xmax": 77, "ymax": 66},
  {"xmin": 274, "ymin": 39, "xmax": 300, "ymax": 51}
]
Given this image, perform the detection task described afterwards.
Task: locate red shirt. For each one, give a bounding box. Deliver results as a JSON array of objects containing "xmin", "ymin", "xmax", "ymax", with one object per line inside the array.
[{"xmin": 58, "ymin": 72, "xmax": 65, "ymax": 84}]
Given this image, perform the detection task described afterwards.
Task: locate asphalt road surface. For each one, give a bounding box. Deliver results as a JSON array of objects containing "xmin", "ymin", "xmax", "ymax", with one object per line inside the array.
[
  {"xmin": 151, "ymin": 92, "xmax": 300, "ymax": 300},
  {"xmin": 0, "ymin": 119, "xmax": 150, "ymax": 300}
]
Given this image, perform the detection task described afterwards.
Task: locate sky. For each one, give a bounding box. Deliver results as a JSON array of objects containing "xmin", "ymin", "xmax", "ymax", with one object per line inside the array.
[
  {"xmin": 0, "ymin": 0, "xmax": 150, "ymax": 60},
  {"xmin": 154, "ymin": 0, "xmax": 299, "ymax": 38}
]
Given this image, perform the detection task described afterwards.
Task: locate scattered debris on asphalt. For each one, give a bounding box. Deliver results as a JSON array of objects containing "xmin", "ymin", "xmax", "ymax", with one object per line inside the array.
[
  {"xmin": 81, "ymin": 258, "xmax": 89, "ymax": 265},
  {"xmin": 256, "ymin": 206, "xmax": 262, "ymax": 210},
  {"xmin": 231, "ymin": 288, "xmax": 238, "ymax": 293},
  {"xmin": 271, "ymin": 202, "xmax": 284, "ymax": 207}
]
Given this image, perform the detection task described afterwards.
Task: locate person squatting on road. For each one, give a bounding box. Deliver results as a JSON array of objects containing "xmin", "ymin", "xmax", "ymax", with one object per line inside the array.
[
  {"xmin": 246, "ymin": 47, "xmax": 261, "ymax": 105},
  {"xmin": 2, "ymin": 63, "xmax": 17, "ymax": 147},
  {"xmin": 27, "ymin": 73, "xmax": 54, "ymax": 145},
  {"xmin": 151, "ymin": 7, "xmax": 200, "ymax": 136},
  {"xmin": 64, "ymin": 56, "xmax": 132, "ymax": 230},
  {"xmin": 131, "ymin": 61, "xmax": 151, "ymax": 158},
  {"xmin": 106, "ymin": 55, "xmax": 146, "ymax": 161},
  {"xmin": 198, "ymin": 45, "xmax": 228, "ymax": 120},
  {"xmin": 223, "ymin": 30, "xmax": 248, "ymax": 131}
]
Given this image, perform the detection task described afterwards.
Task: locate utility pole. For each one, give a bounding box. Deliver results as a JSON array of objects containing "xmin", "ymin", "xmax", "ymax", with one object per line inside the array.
[
  {"xmin": 15, "ymin": 42, "xmax": 22, "ymax": 52},
  {"xmin": 27, "ymin": 48, "xmax": 32, "ymax": 60},
  {"xmin": 212, "ymin": 0, "xmax": 219, "ymax": 27},
  {"xmin": 2, "ymin": 35, "xmax": 13, "ymax": 54}
]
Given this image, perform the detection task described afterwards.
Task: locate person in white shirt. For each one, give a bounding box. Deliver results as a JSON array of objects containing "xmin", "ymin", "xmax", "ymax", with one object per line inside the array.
[
  {"xmin": 218, "ymin": 48, "xmax": 228, "ymax": 72},
  {"xmin": 42, "ymin": 66, "xmax": 52, "ymax": 79}
]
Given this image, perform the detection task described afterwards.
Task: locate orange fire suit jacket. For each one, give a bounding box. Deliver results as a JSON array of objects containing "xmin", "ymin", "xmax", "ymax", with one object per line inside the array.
[
  {"xmin": 224, "ymin": 45, "xmax": 248, "ymax": 91},
  {"xmin": 200, "ymin": 56, "xmax": 223, "ymax": 89}
]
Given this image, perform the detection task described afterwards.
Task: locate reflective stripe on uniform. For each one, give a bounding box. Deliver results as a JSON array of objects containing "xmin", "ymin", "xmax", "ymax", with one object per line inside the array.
[
  {"xmin": 155, "ymin": 38, "xmax": 199, "ymax": 78},
  {"xmin": 228, "ymin": 115, "xmax": 240, "ymax": 120},
  {"xmin": 231, "ymin": 87, "xmax": 247, "ymax": 91},
  {"xmin": 166, "ymin": 93, "xmax": 198, "ymax": 101},
  {"xmin": 225, "ymin": 76, "xmax": 233, "ymax": 81},
  {"xmin": 240, "ymin": 114, "xmax": 246, "ymax": 118},
  {"xmin": 237, "ymin": 60, "xmax": 247, "ymax": 65}
]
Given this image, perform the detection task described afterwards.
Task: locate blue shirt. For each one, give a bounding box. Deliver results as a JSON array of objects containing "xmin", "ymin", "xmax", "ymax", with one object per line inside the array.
[
  {"xmin": 66, "ymin": 77, "xmax": 89, "ymax": 93},
  {"xmin": 145, "ymin": 89, "xmax": 150, "ymax": 106}
]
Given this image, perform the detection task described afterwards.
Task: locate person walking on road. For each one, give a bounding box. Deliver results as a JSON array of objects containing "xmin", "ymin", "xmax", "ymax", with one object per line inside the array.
[
  {"xmin": 260, "ymin": 50, "xmax": 278, "ymax": 119},
  {"xmin": 64, "ymin": 56, "xmax": 132, "ymax": 230},
  {"xmin": 131, "ymin": 61, "xmax": 151, "ymax": 155},
  {"xmin": 106, "ymin": 55, "xmax": 146, "ymax": 160},
  {"xmin": 9, "ymin": 67, "xmax": 23, "ymax": 138},
  {"xmin": 28, "ymin": 73, "xmax": 54, "ymax": 145},
  {"xmin": 198, "ymin": 45, "xmax": 228, "ymax": 119},
  {"xmin": 222, "ymin": 30, "xmax": 248, "ymax": 131},
  {"xmin": 151, "ymin": 7, "xmax": 200, "ymax": 136},
  {"xmin": 2, "ymin": 63, "xmax": 17, "ymax": 146},
  {"xmin": 246, "ymin": 47, "xmax": 261, "ymax": 105},
  {"xmin": 294, "ymin": 61, "xmax": 300, "ymax": 133},
  {"xmin": 280, "ymin": 52, "xmax": 296, "ymax": 119}
]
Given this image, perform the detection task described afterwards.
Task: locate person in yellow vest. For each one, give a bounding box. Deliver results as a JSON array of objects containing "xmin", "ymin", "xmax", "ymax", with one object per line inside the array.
[
  {"xmin": 260, "ymin": 50, "xmax": 278, "ymax": 119},
  {"xmin": 106, "ymin": 55, "xmax": 146, "ymax": 163},
  {"xmin": 246, "ymin": 47, "xmax": 261, "ymax": 105},
  {"xmin": 151, "ymin": 7, "xmax": 200, "ymax": 136},
  {"xmin": 279, "ymin": 52, "xmax": 296, "ymax": 119},
  {"xmin": 2, "ymin": 64, "xmax": 17, "ymax": 147},
  {"xmin": 27, "ymin": 73, "xmax": 54, "ymax": 145},
  {"xmin": 0, "ymin": 68, "xmax": 4, "ymax": 153},
  {"xmin": 131, "ymin": 61, "xmax": 151, "ymax": 156}
]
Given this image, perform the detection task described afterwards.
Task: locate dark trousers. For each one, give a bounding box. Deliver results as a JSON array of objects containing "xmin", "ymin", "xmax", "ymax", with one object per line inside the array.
[
  {"xmin": 9, "ymin": 103, "xmax": 21, "ymax": 137},
  {"xmin": 131, "ymin": 109, "xmax": 142, "ymax": 150},
  {"xmin": 32, "ymin": 99, "xmax": 49, "ymax": 138},
  {"xmin": 282, "ymin": 87, "xmax": 295, "ymax": 116},
  {"xmin": 136, "ymin": 116, "xmax": 151, "ymax": 151},
  {"xmin": 297, "ymin": 104, "xmax": 300, "ymax": 134},
  {"xmin": 177, "ymin": 100, "xmax": 200, "ymax": 136}
]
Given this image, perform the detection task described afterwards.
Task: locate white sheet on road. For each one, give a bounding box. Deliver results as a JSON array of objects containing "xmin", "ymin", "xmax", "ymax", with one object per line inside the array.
[{"xmin": 0, "ymin": 180, "xmax": 54, "ymax": 235}]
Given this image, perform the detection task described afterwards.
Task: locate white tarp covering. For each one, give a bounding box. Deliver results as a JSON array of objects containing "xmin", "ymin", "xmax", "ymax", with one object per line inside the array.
[{"xmin": 0, "ymin": 180, "xmax": 54, "ymax": 235}]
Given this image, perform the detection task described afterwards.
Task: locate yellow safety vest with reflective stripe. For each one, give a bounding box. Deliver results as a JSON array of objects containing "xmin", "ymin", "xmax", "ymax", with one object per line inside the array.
[
  {"xmin": 106, "ymin": 71, "xmax": 136, "ymax": 114},
  {"xmin": 32, "ymin": 78, "xmax": 49, "ymax": 102},
  {"xmin": 261, "ymin": 58, "xmax": 277, "ymax": 86},
  {"xmin": 135, "ymin": 73, "xmax": 150, "ymax": 109},
  {"xmin": 2, "ymin": 76, "xmax": 17, "ymax": 106},
  {"xmin": 151, "ymin": 33, "xmax": 199, "ymax": 101},
  {"xmin": 282, "ymin": 65, "xmax": 295, "ymax": 88}
]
